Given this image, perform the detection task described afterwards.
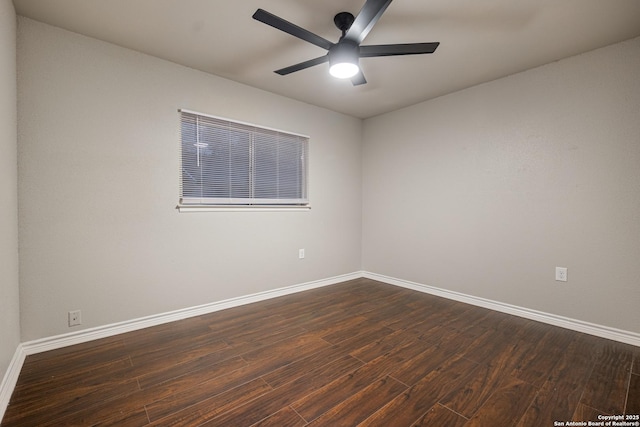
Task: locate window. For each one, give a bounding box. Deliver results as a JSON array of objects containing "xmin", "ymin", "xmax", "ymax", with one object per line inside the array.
[{"xmin": 179, "ymin": 110, "xmax": 309, "ymax": 208}]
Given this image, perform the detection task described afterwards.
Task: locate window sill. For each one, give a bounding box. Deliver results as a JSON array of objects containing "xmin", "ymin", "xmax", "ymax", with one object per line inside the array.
[{"xmin": 176, "ymin": 204, "xmax": 311, "ymax": 213}]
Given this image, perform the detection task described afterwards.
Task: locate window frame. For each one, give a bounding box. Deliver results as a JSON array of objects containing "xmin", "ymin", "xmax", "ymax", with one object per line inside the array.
[{"xmin": 177, "ymin": 109, "xmax": 310, "ymax": 212}]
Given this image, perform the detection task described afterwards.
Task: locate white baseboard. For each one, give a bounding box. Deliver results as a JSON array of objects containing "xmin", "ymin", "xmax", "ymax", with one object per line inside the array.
[
  {"xmin": 0, "ymin": 271, "xmax": 362, "ymax": 422},
  {"xmin": 0, "ymin": 344, "xmax": 26, "ymax": 422},
  {"xmin": 20, "ymin": 271, "xmax": 363, "ymax": 356},
  {"xmin": 364, "ymin": 271, "xmax": 640, "ymax": 347},
  {"xmin": 3, "ymin": 269, "xmax": 638, "ymax": 422}
]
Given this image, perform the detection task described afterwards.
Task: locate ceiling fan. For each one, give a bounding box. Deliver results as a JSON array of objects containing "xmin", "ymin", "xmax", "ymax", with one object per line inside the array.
[{"xmin": 252, "ymin": 0, "xmax": 440, "ymax": 86}]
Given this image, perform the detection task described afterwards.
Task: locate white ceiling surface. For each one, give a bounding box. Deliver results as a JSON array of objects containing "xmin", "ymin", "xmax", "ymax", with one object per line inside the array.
[{"xmin": 12, "ymin": 0, "xmax": 640, "ymax": 119}]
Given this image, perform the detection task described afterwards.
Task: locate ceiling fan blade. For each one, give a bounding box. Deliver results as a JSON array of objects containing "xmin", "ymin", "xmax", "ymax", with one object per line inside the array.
[
  {"xmin": 351, "ymin": 70, "xmax": 367, "ymax": 86},
  {"xmin": 344, "ymin": 0, "xmax": 393, "ymax": 45},
  {"xmin": 275, "ymin": 55, "xmax": 329, "ymax": 75},
  {"xmin": 253, "ymin": 9, "xmax": 334, "ymax": 51},
  {"xmin": 359, "ymin": 42, "xmax": 440, "ymax": 57}
]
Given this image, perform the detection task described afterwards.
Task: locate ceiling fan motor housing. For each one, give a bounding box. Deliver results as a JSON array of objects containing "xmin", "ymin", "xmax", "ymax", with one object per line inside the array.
[
  {"xmin": 328, "ymin": 40, "xmax": 360, "ymax": 78},
  {"xmin": 329, "ymin": 40, "xmax": 359, "ymax": 63}
]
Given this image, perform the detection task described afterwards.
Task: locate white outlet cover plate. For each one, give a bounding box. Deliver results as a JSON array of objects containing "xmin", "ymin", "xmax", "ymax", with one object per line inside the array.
[
  {"xmin": 68, "ymin": 310, "xmax": 82, "ymax": 326},
  {"xmin": 555, "ymin": 267, "xmax": 568, "ymax": 282}
]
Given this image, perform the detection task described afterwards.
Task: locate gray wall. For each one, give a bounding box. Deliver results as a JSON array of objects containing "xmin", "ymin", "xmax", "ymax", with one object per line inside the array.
[
  {"xmin": 362, "ymin": 36, "xmax": 640, "ymax": 333},
  {"xmin": 17, "ymin": 18, "xmax": 362, "ymax": 341},
  {"xmin": 15, "ymin": 15, "xmax": 640, "ymax": 345},
  {"xmin": 0, "ymin": 0, "xmax": 20, "ymax": 379}
]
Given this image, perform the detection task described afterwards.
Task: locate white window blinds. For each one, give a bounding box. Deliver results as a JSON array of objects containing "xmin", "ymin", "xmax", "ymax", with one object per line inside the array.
[{"xmin": 180, "ymin": 110, "xmax": 309, "ymax": 206}]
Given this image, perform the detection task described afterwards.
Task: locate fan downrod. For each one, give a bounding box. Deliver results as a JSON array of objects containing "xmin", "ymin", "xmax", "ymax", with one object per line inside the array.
[{"xmin": 333, "ymin": 12, "xmax": 355, "ymax": 37}]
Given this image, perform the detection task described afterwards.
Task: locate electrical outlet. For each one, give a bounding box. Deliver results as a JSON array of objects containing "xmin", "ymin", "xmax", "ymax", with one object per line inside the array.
[
  {"xmin": 68, "ymin": 310, "xmax": 82, "ymax": 327},
  {"xmin": 298, "ymin": 249, "xmax": 305, "ymax": 259},
  {"xmin": 555, "ymin": 267, "xmax": 568, "ymax": 282}
]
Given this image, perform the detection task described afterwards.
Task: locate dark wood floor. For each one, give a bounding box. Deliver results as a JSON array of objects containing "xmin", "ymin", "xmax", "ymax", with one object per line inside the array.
[{"xmin": 3, "ymin": 278, "xmax": 639, "ymax": 426}]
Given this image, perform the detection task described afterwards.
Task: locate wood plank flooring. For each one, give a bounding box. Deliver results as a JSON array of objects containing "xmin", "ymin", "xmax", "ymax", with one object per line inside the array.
[{"xmin": 3, "ymin": 278, "xmax": 639, "ymax": 426}]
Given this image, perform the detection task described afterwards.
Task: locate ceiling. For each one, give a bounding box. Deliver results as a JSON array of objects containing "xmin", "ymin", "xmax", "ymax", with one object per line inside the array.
[{"xmin": 12, "ymin": 0, "xmax": 640, "ymax": 119}]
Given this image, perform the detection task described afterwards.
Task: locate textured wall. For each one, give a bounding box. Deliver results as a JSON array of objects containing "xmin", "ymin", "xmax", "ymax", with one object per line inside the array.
[
  {"xmin": 0, "ymin": 0, "xmax": 20, "ymax": 379},
  {"xmin": 362, "ymin": 37, "xmax": 640, "ymax": 333},
  {"xmin": 16, "ymin": 14, "xmax": 640, "ymax": 343},
  {"xmin": 17, "ymin": 18, "xmax": 362, "ymax": 341}
]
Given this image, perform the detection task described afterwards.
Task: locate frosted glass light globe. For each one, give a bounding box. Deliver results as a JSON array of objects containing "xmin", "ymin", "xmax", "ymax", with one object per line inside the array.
[{"xmin": 329, "ymin": 62, "xmax": 359, "ymax": 79}]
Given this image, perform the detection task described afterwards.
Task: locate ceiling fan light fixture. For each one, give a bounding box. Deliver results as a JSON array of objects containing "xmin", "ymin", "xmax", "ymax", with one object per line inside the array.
[
  {"xmin": 252, "ymin": 2, "xmax": 439, "ymax": 86},
  {"xmin": 328, "ymin": 41, "xmax": 359, "ymax": 79},
  {"xmin": 329, "ymin": 62, "xmax": 359, "ymax": 79}
]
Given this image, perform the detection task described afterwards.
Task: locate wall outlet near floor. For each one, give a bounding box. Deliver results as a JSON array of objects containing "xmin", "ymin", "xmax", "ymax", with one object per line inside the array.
[
  {"xmin": 298, "ymin": 249, "xmax": 305, "ymax": 259},
  {"xmin": 68, "ymin": 310, "xmax": 82, "ymax": 327},
  {"xmin": 555, "ymin": 267, "xmax": 568, "ymax": 282}
]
